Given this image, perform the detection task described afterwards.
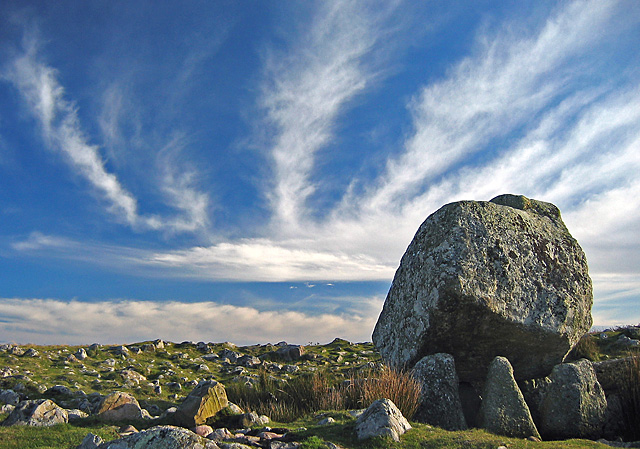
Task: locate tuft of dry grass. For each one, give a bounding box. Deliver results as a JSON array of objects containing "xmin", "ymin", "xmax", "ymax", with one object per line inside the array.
[
  {"xmin": 342, "ymin": 365, "xmax": 422, "ymax": 420},
  {"xmin": 226, "ymin": 365, "xmax": 421, "ymax": 422},
  {"xmin": 621, "ymin": 355, "xmax": 640, "ymax": 441}
]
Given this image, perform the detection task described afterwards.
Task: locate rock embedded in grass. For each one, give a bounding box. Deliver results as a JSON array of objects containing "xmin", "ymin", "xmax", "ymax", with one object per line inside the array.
[
  {"xmin": 174, "ymin": 379, "xmax": 229, "ymax": 427},
  {"xmin": 355, "ymin": 398, "xmax": 411, "ymax": 442},
  {"xmin": 2, "ymin": 398, "xmax": 68, "ymax": 426}
]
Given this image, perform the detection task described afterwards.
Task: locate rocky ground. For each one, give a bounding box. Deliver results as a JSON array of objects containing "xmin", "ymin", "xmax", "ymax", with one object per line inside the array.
[
  {"xmin": 0, "ymin": 338, "xmax": 378, "ymax": 411},
  {"xmin": 0, "ymin": 330, "xmax": 638, "ymax": 449}
]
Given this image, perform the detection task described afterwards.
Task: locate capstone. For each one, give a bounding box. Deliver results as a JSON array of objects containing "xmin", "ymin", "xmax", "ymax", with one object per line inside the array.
[{"xmin": 373, "ymin": 194, "xmax": 593, "ymax": 382}]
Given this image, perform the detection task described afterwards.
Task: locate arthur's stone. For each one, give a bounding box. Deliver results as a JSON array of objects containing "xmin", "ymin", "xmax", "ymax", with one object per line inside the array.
[{"xmin": 373, "ymin": 195, "xmax": 593, "ymax": 382}]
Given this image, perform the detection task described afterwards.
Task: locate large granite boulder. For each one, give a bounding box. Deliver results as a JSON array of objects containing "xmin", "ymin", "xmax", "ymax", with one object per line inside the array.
[
  {"xmin": 539, "ymin": 359, "xmax": 607, "ymax": 440},
  {"xmin": 355, "ymin": 398, "xmax": 411, "ymax": 442},
  {"xmin": 412, "ymin": 353, "xmax": 467, "ymax": 430},
  {"xmin": 2, "ymin": 399, "xmax": 68, "ymax": 426},
  {"xmin": 373, "ymin": 194, "xmax": 593, "ymax": 382},
  {"xmin": 174, "ymin": 380, "xmax": 229, "ymax": 427},
  {"xmin": 477, "ymin": 356, "xmax": 540, "ymax": 439}
]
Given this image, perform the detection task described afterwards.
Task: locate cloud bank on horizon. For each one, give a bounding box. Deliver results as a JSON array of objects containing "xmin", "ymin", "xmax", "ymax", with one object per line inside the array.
[{"xmin": 1, "ymin": 1, "xmax": 639, "ymax": 345}]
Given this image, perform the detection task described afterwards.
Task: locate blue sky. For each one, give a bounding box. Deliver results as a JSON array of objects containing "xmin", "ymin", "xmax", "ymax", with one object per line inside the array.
[{"xmin": 1, "ymin": 1, "xmax": 639, "ymax": 345}]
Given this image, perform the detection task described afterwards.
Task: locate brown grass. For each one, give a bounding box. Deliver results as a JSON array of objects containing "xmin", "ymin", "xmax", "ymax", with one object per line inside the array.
[
  {"xmin": 621, "ymin": 355, "xmax": 640, "ymax": 441},
  {"xmin": 225, "ymin": 365, "xmax": 421, "ymax": 422},
  {"xmin": 342, "ymin": 365, "xmax": 422, "ymax": 419}
]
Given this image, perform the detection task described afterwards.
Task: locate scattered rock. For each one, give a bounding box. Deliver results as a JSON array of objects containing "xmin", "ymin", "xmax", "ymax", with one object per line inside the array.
[
  {"xmin": 46, "ymin": 385, "xmax": 73, "ymax": 397},
  {"xmin": 274, "ymin": 345, "xmax": 305, "ymax": 362},
  {"xmin": 174, "ymin": 380, "xmax": 229, "ymax": 427},
  {"xmin": 23, "ymin": 348, "xmax": 39, "ymax": 357},
  {"xmin": 234, "ymin": 411, "xmax": 269, "ymax": 427},
  {"xmin": 237, "ymin": 355, "xmax": 261, "ymax": 368},
  {"xmin": 97, "ymin": 391, "xmax": 146, "ymax": 422},
  {"xmin": 540, "ymin": 359, "xmax": 607, "ymax": 440},
  {"xmin": 118, "ymin": 424, "xmax": 139, "ymax": 436},
  {"xmin": 2, "ymin": 399, "xmax": 68, "ymax": 426},
  {"xmin": 119, "ymin": 369, "xmax": 147, "ymax": 386},
  {"xmin": 113, "ymin": 345, "xmax": 129, "ymax": 357},
  {"xmin": 477, "ymin": 356, "xmax": 540, "ymax": 439},
  {"xmin": 355, "ymin": 398, "xmax": 411, "ymax": 442},
  {"xmin": 98, "ymin": 425, "xmax": 219, "ymax": 449},
  {"xmin": 373, "ymin": 195, "xmax": 593, "ymax": 382},
  {"xmin": 616, "ymin": 335, "xmax": 639, "ymax": 347},
  {"xmin": 218, "ymin": 349, "xmax": 241, "ymax": 363},
  {"xmin": 268, "ymin": 442, "xmax": 301, "ymax": 449},
  {"xmin": 67, "ymin": 408, "xmax": 89, "ymax": 421},
  {"xmin": 207, "ymin": 427, "xmax": 233, "ymax": 441},
  {"xmin": 9, "ymin": 345, "xmax": 25, "ymax": 356},
  {"xmin": 0, "ymin": 404, "xmax": 15, "ymax": 415},
  {"xmin": 318, "ymin": 417, "xmax": 335, "ymax": 425},
  {"xmin": 75, "ymin": 348, "xmax": 88, "ymax": 360},
  {"xmin": 194, "ymin": 424, "xmax": 214, "ymax": 437},
  {"xmin": 412, "ymin": 353, "xmax": 467, "ymax": 430},
  {"xmin": 0, "ymin": 389, "xmax": 20, "ymax": 406},
  {"xmin": 76, "ymin": 432, "xmax": 104, "ymax": 449},
  {"xmin": 596, "ymin": 439, "xmax": 640, "ymax": 448}
]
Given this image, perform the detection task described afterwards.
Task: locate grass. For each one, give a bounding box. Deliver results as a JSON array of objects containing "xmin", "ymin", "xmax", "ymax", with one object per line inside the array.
[
  {"xmin": 274, "ymin": 411, "xmax": 610, "ymax": 449},
  {"xmin": 0, "ymin": 412, "xmax": 613, "ymax": 449},
  {"xmin": 0, "ymin": 423, "xmax": 118, "ymax": 449}
]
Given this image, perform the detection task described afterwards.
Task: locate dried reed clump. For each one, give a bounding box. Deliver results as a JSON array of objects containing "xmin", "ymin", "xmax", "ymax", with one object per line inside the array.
[
  {"xmin": 225, "ymin": 364, "xmax": 422, "ymax": 422},
  {"xmin": 342, "ymin": 365, "xmax": 422, "ymax": 419},
  {"xmin": 621, "ymin": 355, "xmax": 640, "ymax": 441}
]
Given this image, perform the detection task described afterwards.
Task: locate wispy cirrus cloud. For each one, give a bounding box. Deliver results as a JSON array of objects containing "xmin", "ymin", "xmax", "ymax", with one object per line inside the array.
[
  {"xmin": 361, "ymin": 0, "xmax": 622, "ymax": 213},
  {"xmin": 3, "ymin": 34, "xmax": 210, "ymax": 234},
  {"xmin": 261, "ymin": 0, "xmax": 397, "ymax": 233},
  {"xmin": 0, "ymin": 297, "xmax": 382, "ymax": 345}
]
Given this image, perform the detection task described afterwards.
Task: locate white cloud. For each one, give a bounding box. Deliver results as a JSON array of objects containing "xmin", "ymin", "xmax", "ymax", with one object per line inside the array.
[
  {"xmin": 5, "ymin": 39, "xmax": 140, "ymax": 225},
  {"xmin": 362, "ymin": 0, "xmax": 620, "ymax": 213},
  {"xmin": 0, "ymin": 297, "xmax": 383, "ymax": 345},
  {"xmin": 3, "ymin": 35, "xmax": 210, "ymax": 234},
  {"xmin": 141, "ymin": 239, "xmax": 395, "ymax": 282},
  {"xmin": 261, "ymin": 0, "xmax": 394, "ymax": 233}
]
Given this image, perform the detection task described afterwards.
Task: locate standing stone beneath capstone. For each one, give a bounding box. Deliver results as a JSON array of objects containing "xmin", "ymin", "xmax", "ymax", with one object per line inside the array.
[
  {"xmin": 478, "ymin": 356, "xmax": 540, "ymax": 439},
  {"xmin": 373, "ymin": 194, "xmax": 593, "ymax": 383},
  {"xmin": 412, "ymin": 353, "xmax": 467, "ymax": 430},
  {"xmin": 539, "ymin": 359, "xmax": 607, "ymax": 440}
]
